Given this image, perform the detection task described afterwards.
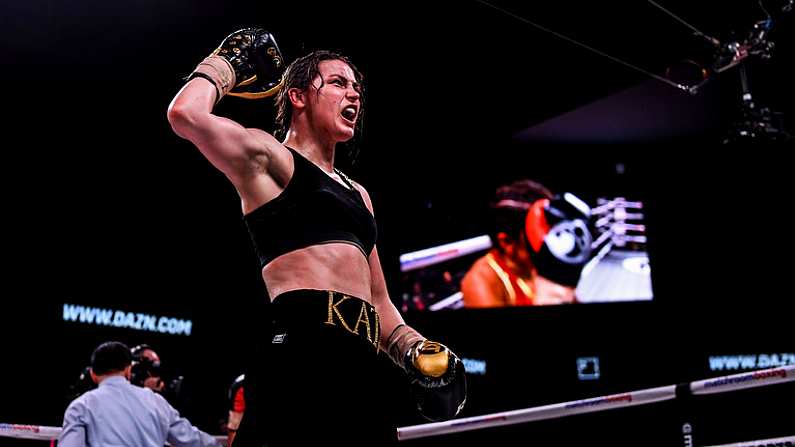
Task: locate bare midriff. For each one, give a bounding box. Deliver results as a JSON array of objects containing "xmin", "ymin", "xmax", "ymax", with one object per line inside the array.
[{"xmin": 262, "ymin": 242, "xmax": 372, "ymax": 303}]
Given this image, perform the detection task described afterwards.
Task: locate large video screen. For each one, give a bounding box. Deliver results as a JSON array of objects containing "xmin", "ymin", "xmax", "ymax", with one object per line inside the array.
[{"xmin": 397, "ymin": 166, "xmax": 653, "ymax": 311}]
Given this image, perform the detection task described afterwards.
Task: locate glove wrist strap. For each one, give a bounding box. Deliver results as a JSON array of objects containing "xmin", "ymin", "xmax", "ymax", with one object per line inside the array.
[
  {"xmin": 386, "ymin": 324, "xmax": 424, "ymax": 371},
  {"xmin": 188, "ymin": 56, "xmax": 236, "ymax": 104}
]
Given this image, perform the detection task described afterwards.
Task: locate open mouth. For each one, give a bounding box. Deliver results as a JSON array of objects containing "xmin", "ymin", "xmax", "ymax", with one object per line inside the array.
[{"xmin": 341, "ymin": 105, "xmax": 358, "ymax": 123}]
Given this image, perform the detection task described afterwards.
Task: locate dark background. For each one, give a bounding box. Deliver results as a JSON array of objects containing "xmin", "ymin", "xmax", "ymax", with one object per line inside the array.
[{"xmin": 2, "ymin": 0, "xmax": 793, "ymax": 445}]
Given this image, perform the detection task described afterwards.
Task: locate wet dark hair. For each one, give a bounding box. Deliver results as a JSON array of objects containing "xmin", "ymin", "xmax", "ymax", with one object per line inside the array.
[
  {"xmin": 274, "ymin": 50, "xmax": 365, "ymax": 163},
  {"xmin": 489, "ymin": 179, "xmax": 553, "ymax": 253},
  {"xmin": 90, "ymin": 341, "xmax": 132, "ymax": 376}
]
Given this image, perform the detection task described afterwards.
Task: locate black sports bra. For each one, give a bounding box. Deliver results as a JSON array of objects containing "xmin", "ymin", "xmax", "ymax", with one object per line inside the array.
[{"xmin": 242, "ymin": 147, "xmax": 377, "ymax": 267}]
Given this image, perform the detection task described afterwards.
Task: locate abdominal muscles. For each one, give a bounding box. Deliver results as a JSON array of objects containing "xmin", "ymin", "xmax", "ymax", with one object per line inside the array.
[{"xmin": 262, "ymin": 242, "xmax": 372, "ymax": 302}]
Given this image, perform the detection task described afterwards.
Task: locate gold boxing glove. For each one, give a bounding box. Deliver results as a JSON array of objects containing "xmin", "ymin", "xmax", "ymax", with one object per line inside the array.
[{"xmin": 404, "ymin": 340, "xmax": 467, "ymax": 421}]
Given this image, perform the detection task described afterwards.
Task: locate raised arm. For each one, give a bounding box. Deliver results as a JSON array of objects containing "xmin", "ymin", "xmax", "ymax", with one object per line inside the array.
[
  {"xmin": 166, "ymin": 28, "xmax": 286, "ymax": 184},
  {"xmin": 167, "ymin": 79, "xmax": 277, "ymax": 182}
]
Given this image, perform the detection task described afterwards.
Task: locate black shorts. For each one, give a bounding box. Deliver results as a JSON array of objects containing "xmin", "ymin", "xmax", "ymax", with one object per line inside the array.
[{"xmin": 234, "ymin": 289, "xmax": 397, "ymax": 447}]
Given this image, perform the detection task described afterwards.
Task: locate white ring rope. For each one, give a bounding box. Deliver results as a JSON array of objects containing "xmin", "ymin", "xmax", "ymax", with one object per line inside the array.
[
  {"xmin": 0, "ymin": 424, "xmax": 61, "ymax": 441},
  {"xmin": 701, "ymin": 435, "xmax": 795, "ymax": 447},
  {"xmin": 0, "ymin": 425, "xmax": 227, "ymax": 445},
  {"xmin": 399, "ymin": 385, "xmax": 676, "ymax": 440},
  {"xmin": 397, "ymin": 364, "xmax": 794, "ymax": 440},
  {"xmin": 690, "ymin": 365, "xmax": 794, "ymax": 396},
  {"xmin": 2, "ymin": 365, "xmax": 793, "ymax": 442}
]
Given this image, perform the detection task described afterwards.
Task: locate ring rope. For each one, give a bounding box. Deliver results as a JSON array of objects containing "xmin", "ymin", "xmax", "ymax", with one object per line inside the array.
[{"xmin": 2, "ymin": 365, "xmax": 792, "ymax": 442}]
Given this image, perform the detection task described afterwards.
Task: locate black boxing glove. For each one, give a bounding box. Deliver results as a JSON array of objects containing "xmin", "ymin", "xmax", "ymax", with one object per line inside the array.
[
  {"xmin": 525, "ymin": 192, "xmax": 593, "ymax": 287},
  {"xmin": 188, "ymin": 28, "xmax": 285, "ymax": 103},
  {"xmin": 387, "ymin": 325, "xmax": 467, "ymax": 421},
  {"xmin": 404, "ymin": 339, "xmax": 467, "ymax": 421}
]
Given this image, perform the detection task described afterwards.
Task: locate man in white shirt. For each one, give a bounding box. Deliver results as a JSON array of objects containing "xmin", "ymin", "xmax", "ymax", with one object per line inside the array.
[{"xmin": 59, "ymin": 341, "xmax": 220, "ymax": 447}]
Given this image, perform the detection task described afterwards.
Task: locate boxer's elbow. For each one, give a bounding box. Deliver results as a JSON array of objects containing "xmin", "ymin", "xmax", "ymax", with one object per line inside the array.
[{"xmin": 167, "ymin": 97, "xmax": 202, "ymax": 140}]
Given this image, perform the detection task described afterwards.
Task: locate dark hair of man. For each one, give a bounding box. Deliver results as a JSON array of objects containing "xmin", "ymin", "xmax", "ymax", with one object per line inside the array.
[{"xmin": 91, "ymin": 341, "xmax": 132, "ymax": 376}]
